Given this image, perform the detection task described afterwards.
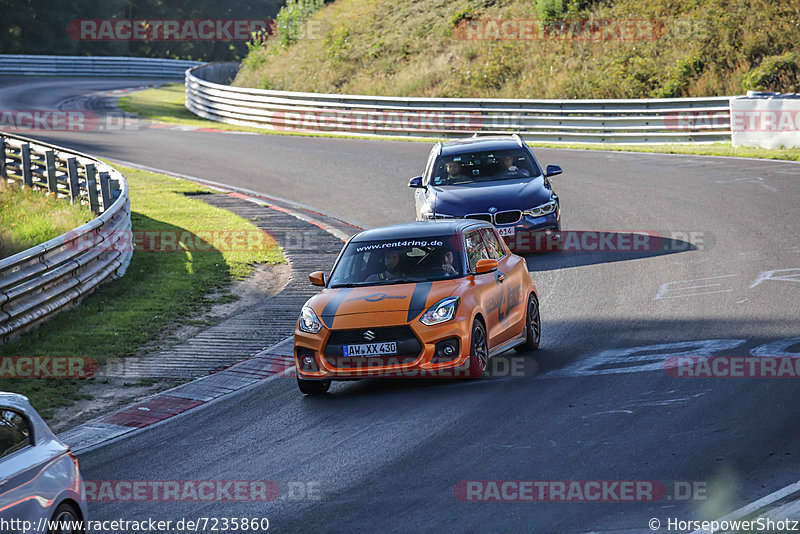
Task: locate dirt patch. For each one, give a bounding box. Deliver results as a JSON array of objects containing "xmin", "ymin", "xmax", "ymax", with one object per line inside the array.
[{"xmin": 48, "ymin": 263, "xmax": 291, "ymax": 434}]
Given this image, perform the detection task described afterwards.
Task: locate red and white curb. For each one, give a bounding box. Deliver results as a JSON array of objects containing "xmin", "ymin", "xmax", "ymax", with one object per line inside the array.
[
  {"xmin": 59, "ymin": 165, "xmax": 360, "ymax": 453},
  {"xmin": 60, "ymin": 334, "xmax": 296, "ymax": 454}
]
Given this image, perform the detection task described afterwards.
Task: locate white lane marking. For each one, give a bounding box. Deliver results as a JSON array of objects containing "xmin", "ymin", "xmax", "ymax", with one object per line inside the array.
[
  {"xmin": 750, "ymin": 336, "xmax": 800, "ymax": 357},
  {"xmin": 749, "ymin": 268, "xmax": 800, "ymax": 288},
  {"xmin": 714, "ymin": 176, "xmax": 779, "ymax": 192},
  {"xmin": 625, "ymin": 392, "xmax": 708, "ymax": 408},
  {"xmin": 655, "ymin": 275, "xmax": 738, "ymax": 299},
  {"xmin": 582, "ymin": 410, "xmax": 634, "ymax": 418},
  {"xmin": 544, "ymin": 339, "xmax": 748, "ymax": 378},
  {"xmin": 691, "ymin": 479, "xmax": 800, "ymax": 534}
]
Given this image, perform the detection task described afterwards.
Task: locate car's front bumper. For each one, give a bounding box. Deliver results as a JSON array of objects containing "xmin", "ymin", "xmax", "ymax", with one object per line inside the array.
[
  {"xmin": 498, "ymin": 210, "xmax": 561, "ymax": 252},
  {"xmin": 294, "ymin": 316, "xmax": 475, "ymax": 380}
]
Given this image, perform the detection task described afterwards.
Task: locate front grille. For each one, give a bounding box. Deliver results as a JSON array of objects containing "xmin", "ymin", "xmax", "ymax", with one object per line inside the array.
[
  {"xmin": 324, "ymin": 326, "xmax": 423, "ymax": 368},
  {"xmin": 327, "ymin": 326, "xmax": 417, "ymax": 345},
  {"xmin": 466, "ymin": 213, "xmax": 492, "ymax": 223},
  {"xmin": 495, "ymin": 210, "xmax": 522, "ymax": 225}
]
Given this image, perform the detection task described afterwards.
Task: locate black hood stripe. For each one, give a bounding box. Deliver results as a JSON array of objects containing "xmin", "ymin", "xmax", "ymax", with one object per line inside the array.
[
  {"xmin": 407, "ymin": 282, "xmax": 433, "ymax": 322},
  {"xmin": 320, "ymin": 288, "xmax": 353, "ymax": 329}
]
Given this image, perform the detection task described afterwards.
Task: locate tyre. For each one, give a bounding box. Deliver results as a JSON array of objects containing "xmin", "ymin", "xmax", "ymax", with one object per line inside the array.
[
  {"xmin": 468, "ymin": 319, "xmax": 489, "ymax": 378},
  {"xmin": 48, "ymin": 502, "xmax": 83, "ymax": 534},
  {"xmin": 297, "ymin": 376, "xmax": 331, "ymax": 395},
  {"xmin": 515, "ymin": 293, "xmax": 541, "ymax": 352}
]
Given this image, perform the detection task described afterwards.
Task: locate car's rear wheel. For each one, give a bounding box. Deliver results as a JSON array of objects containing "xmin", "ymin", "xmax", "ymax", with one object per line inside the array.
[
  {"xmin": 297, "ymin": 376, "xmax": 331, "ymax": 395},
  {"xmin": 468, "ymin": 319, "xmax": 489, "ymax": 378},
  {"xmin": 515, "ymin": 293, "xmax": 541, "ymax": 352},
  {"xmin": 48, "ymin": 502, "xmax": 83, "ymax": 534}
]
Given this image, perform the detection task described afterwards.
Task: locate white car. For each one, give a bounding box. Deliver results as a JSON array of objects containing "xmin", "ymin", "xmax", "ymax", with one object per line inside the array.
[{"xmin": 0, "ymin": 392, "xmax": 86, "ymax": 534}]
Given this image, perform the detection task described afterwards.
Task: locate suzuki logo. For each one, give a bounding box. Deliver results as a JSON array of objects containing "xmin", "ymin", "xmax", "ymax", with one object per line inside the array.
[
  {"xmin": 363, "ymin": 330, "xmax": 376, "ymax": 341},
  {"xmin": 488, "ymin": 207, "xmax": 498, "ymax": 213}
]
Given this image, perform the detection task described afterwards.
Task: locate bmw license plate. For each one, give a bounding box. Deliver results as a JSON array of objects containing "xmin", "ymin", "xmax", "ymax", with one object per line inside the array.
[
  {"xmin": 343, "ymin": 342, "xmax": 398, "ymax": 357},
  {"xmin": 497, "ymin": 226, "xmax": 516, "ymax": 237}
]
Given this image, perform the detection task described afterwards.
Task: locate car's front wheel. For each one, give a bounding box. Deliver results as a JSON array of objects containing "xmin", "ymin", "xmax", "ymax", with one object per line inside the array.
[
  {"xmin": 297, "ymin": 376, "xmax": 331, "ymax": 395},
  {"xmin": 468, "ymin": 319, "xmax": 489, "ymax": 378},
  {"xmin": 48, "ymin": 502, "xmax": 83, "ymax": 534},
  {"xmin": 515, "ymin": 293, "xmax": 541, "ymax": 352}
]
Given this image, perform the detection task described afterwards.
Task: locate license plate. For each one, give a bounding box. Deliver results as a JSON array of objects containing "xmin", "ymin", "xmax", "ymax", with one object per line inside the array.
[
  {"xmin": 497, "ymin": 226, "xmax": 516, "ymax": 237},
  {"xmin": 343, "ymin": 342, "xmax": 398, "ymax": 357}
]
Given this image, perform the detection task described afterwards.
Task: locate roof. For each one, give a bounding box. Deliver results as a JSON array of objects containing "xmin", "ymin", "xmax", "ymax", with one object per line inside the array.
[
  {"xmin": 0, "ymin": 392, "xmax": 31, "ymax": 412},
  {"xmin": 350, "ymin": 220, "xmax": 489, "ymax": 242},
  {"xmin": 440, "ymin": 135, "xmax": 524, "ymax": 156}
]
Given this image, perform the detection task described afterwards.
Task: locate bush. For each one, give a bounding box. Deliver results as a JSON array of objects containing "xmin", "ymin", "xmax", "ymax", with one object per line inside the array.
[
  {"xmin": 276, "ymin": 0, "xmax": 325, "ymax": 48},
  {"xmin": 742, "ymin": 52, "xmax": 800, "ymax": 93}
]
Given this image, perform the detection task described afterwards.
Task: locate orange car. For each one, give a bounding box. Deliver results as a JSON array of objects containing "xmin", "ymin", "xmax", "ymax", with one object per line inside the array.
[{"xmin": 293, "ymin": 220, "xmax": 540, "ymax": 395}]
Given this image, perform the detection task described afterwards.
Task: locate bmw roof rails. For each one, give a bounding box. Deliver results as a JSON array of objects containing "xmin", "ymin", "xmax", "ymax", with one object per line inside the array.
[
  {"xmin": 436, "ymin": 141, "xmax": 443, "ymax": 155},
  {"xmin": 512, "ymin": 133, "xmax": 524, "ymax": 147}
]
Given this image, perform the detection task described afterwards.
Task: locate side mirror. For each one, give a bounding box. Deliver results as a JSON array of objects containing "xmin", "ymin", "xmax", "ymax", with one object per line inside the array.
[
  {"xmin": 408, "ymin": 176, "xmax": 424, "ymax": 188},
  {"xmin": 475, "ymin": 258, "xmax": 498, "ymax": 274},
  {"xmin": 544, "ymin": 164, "xmax": 562, "ymax": 178},
  {"xmin": 309, "ymin": 271, "xmax": 326, "ymax": 286}
]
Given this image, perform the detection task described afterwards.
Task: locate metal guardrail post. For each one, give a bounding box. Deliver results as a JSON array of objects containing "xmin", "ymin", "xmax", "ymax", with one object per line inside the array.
[
  {"xmin": 0, "ymin": 136, "xmax": 6, "ymax": 179},
  {"xmin": 21, "ymin": 143, "xmax": 33, "ymax": 187},
  {"xmin": 99, "ymin": 171, "xmax": 112, "ymax": 211},
  {"xmin": 45, "ymin": 150, "xmax": 58, "ymax": 194},
  {"xmin": 86, "ymin": 163, "xmax": 100, "ymax": 214},
  {"xmin": 66, "ymin": 157, "xmax": 80, "ymax": 203}
]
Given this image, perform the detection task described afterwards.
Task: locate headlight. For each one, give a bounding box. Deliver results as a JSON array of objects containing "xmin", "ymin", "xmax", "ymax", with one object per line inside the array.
[
  {"xmin": 523, "ymin": 200, "xmax": 557, "ymax": 218},
  {"xmin": 424, "ymin": 212, "xmax": 456, "ymax": 220},
  {"xmin": 420, "ymin": 296, "xmax": 459, "ymax": 326},
  {"xmin": 299, "ymin": 305, "xmax": 322, "ymax": 333}
]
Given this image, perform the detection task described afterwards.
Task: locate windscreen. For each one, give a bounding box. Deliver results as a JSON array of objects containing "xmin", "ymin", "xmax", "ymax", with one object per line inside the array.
[
  {"xmin": 431, "ymin": 148, "xmax": 541, "ymax": 186},
  {"xmin": 328, "ymin": 236, "xmax": 465, "ymax": 287}
]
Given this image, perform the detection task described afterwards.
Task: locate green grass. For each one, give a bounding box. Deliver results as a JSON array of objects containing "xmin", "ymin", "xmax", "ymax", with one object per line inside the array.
[
  {"xmin": 0, "ymin": 182, "xmax": 95, "ymax": 259},
  {"xmin": 526, "ymin": 142, "xmax": 800, "ymax": 162},
  {"xmin": 118, "ymin": 84, "xmax": 266, "ymax": 133},
  {"xmin": 0, "ymin": 165, "xmax": 285, "ymax": 417}
]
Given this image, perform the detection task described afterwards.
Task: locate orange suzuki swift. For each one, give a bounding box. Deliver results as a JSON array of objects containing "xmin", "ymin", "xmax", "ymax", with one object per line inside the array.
[{"xmin": 293, "ymin": 220, "xmax": 540, "ymax": 395}]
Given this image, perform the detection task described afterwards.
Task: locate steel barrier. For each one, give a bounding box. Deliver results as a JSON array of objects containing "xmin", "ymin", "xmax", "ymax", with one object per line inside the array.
[
  {"xmin": 186, "ymin": 63, "xmax": 735, "ymax": 143},
  {"xmin": 0, "ymin": 133, "xmax": 132, "ymax": 343},
  {"xmin": 0, "ymin": 54, "xmax": 200, "ymax": 78}
]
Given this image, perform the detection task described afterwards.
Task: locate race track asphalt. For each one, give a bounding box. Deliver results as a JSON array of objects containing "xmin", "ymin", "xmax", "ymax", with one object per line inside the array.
[{"xmin": 1, "ymin": 76, "xmax": 799, "ymax": 532}]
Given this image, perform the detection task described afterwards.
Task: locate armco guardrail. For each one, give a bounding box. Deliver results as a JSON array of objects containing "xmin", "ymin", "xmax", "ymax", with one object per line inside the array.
[
  {"xmin": 186, "ymin": 63, "xmax": 735, "ymax": 143},
  {"xmin": 0, "ymin": 133, "xmax": 132, "ymax": 343},
  {"xmin": 0, "ymin": 54, "xmax": 200, "ymax": 78}
]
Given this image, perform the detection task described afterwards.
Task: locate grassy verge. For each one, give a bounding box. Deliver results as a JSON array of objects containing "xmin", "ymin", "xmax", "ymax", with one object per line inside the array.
[
  {"xmin": 527, "ymin": 142, "xmax": 800, "ymax": 162},
  {"xmin": 120, "ymin": 84, "xmax": 800, "ymax": 162},
  {"xmin": 0, "ymin": 164, "xmax": 285, "ymax": 416},
  {"xmin": 0, "ymin": 182, "xmax": 95, "ymax": 259},
  {"xmin": 117, "ymin": 83, "xmax": 266, "ymax": 133}
]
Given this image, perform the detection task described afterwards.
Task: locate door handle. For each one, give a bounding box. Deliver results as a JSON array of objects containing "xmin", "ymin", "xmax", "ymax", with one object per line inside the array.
[{"xmin": 495, "ymin": 272, "xmax": 505, "ymax": 282}]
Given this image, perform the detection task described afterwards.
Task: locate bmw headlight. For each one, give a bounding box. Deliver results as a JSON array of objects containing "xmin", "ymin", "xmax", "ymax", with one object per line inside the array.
[
  {"xmin": 299, "ymin": 305, "xmax": 322, "ymax": 333},
  {"xmin": 420, "ymin": 296, "xmax": 460, "ymax": 326},
  {"xmin": 523, "ymin": 200, "xmax": 558, "ymax": 218}
]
